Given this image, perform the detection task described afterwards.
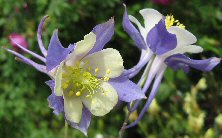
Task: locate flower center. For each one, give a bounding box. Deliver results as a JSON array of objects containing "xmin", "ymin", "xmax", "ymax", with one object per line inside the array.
[
  {"xmin": 61, "ymin": 61, "xmax": 110, "ymax": 100},
  {"xmin": 165, "ymin": 14, "xmax": 185, "ymax": 29}
]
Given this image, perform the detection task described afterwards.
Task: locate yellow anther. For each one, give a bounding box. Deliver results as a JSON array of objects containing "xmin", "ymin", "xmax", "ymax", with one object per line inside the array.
[
  {"xmin": 62, "ymin": 83, "xmax": 69, "ymax": 89},
  {"xmin": 103, "ymin": 76, "xmax": 110, "ymax": 81},
  {"xmin": 75, "ymin": 83, "xmax": 80, "ymax": 87},
  {"xmin": 62, "ymin": 65, "xmax": 106, "ymax": 100},
  {"xmin": 165, "ymin": 14, "xmax": 185, "ymax": 29},
  {"xmin": 106, "ymin": 69, "xmax": 111, "ymax": 74},
  {"xmin": 69, "ymin": 91, "xmax": 74, "ymax": 97},
  {"xmin": 76, "ymin": 91, "xmax": 81, "ymax": 97},
  {"xmin": 103, "ymin": 92, "xmax": 107, "ymax": 96},
  {"xmin": 92, "ymin": 99, "xmax": 96, "ymax": 104},
  {"xmin": 83, "ymin": 72, "xmax": 91, "ymax": 78},
  {"xmin": 95, "ymin": 68, "xmax": 99, "ymax": 74},
  {"xmin": 85, "ymin": 60, "xmax": 89, "ymax": 64}
]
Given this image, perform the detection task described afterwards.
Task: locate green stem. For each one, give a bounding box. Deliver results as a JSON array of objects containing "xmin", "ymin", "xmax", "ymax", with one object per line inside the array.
[
  {"xmin": 118, "ymin": 111, "xmax": 131, "ymax": 138},
  {"xmin": 65, "ymin": 120, "xmax": 68, "ymax": 138}
]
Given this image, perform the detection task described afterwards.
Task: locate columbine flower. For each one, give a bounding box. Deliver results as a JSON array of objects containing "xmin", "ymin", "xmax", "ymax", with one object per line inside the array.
[
  {"xmin": 122, "ymin": 5, "xmax": 220, "ymax": 128},
  {"xmin": 9, "ymin": 33, "xmax": 28, "ymax": 51},
  {"xmin": 5, "ymin": 16, "xmax": 145, "ymax": 135}
]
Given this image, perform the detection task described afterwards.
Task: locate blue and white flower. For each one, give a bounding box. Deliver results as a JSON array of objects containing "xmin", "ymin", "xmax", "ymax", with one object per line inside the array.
[{"xmin": 122, "ymin": 5, "xmax": 220, "ymax": 128}]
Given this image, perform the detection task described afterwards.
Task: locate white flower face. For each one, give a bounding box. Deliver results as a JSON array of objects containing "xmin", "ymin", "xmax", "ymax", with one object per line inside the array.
[{"xmin": 54, "ymin": 32, "xmax": 124, "ymax": 123}]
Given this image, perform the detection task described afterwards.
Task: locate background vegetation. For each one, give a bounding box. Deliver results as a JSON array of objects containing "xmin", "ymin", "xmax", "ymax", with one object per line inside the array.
[{"xmin": 0, "ymin": 0, "xmax": 222, "ymax": 137}]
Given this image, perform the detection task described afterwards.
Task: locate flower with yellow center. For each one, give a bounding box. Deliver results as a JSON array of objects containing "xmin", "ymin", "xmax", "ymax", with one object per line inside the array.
[
  {"xmin": 6, "ymin": 16, "xmax": 146, "ymax": 135},
  {"xmin": 54, "ymin": 32, "xmax": 124, "ymax": 123},
  {"xmin": 123, "ymin": 5, "xmax": 220, "ymax": 129}
]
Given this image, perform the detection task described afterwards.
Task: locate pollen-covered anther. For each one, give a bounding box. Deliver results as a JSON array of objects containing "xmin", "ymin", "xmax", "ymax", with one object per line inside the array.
[
  {"xmin": 62, "ymin": 82, "xmax": 69, "ymax": 89},
  {"xmin": 165, "ymin": 14, "xmax": 185, "ymax": 29},
  {"xmin": 106, "ymin": 69, "xmax": 111, "ymax": 74},
  {"xmin": 69, "ymin": 91, "xmax": 74, "ymax": 97},
  {"xmin": 103, "ymin": 92, "xmax": 107, "ymax": 96},
  {"xmin": 103, "ymin": 76, "xmax": 110, "ymax": 81},
  {"xmin": 92, "ymin": 99, "xmax": 96, "ymax": 104},
  {"xmin": 62, "ymin": 65, "xmax": 105, "ymax": 99},
  {"xmin": 95, "ymin": 67, "xmax": 99, "ymax": 74},
  {"xmin": 76, "ymin": 91, "xmax": 81, "ymax": 96}
]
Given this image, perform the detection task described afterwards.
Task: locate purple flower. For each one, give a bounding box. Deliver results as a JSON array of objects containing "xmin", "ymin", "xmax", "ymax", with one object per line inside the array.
[
  {"xmin": 5, "ymin": 16, "xmax": 145, "ymax": 135},
  {"xmin": 9, "ymin": 33, "xmax": 28, "ymax": 52},
  {"xmin": 122, "ymin": 5, "xmax": 220, "ymax": 128}
]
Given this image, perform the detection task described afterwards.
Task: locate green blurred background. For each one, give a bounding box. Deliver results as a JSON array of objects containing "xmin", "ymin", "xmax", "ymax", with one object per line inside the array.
[{"xmin": 0, "ymin": 0, "xmax": 222, "ymax": 138}]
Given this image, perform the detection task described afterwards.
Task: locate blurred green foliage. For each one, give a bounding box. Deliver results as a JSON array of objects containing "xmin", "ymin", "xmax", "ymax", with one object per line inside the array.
[{"xmin": 0, "ymin": 0, "xmax": 222, "ymax": 138}]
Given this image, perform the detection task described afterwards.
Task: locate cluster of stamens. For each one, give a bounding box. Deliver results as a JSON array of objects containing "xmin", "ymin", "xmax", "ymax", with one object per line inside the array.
[
  {"xmin": 165, "ymin": 14, "xmax": 185, "ymax": 29},
  {"xmin": 61, "ymin": 61, "xmax": 111, "ymax": 102}
]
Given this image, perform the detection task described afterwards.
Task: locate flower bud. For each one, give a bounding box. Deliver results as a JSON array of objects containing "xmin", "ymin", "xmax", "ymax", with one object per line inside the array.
[
  {"xmin": 204, "ymin": 128, "xmax": 214, "ymax": 138},
  {"xmin": 188, "ymin": 113, "xmax": 205, "ymax": 134},
  {"xmin": 148, "ymin": 99, "xmax": 160, "ymax": 116},
  {"xmin": 9, "ymin": 33, "xmax": 28, "ymax": 52},
  {"xmin": 215, "ymin": 114, "xmax": 222, "ymax": 130},
  {"xmin": 152, "ymin": 0, "xmax": 173, "ymax": 5}
]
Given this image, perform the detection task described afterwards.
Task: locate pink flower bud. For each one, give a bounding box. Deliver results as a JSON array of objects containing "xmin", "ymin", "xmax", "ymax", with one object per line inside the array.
[
  {"xmin": 9, "ymin": 33, "xmax": 28, "ymax": 51},
  {"xmin": 152, "ymin": 0, "xmax": 172, "ymax": 5}
]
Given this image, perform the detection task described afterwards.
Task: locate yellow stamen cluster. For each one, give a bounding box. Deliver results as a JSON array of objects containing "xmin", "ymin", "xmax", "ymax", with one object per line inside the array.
[
  {"xmin": 165, "ymin": 14, "xmax": 185, "ymax": 29},
  {"xmin": 61, "ymin": 61, "xmax": 111, "ymax": 102}
]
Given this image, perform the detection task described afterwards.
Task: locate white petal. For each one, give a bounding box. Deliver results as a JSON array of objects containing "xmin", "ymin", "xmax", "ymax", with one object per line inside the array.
[
  {"xmin": 162, "ymin": 45, "xmax": 203, "ymax": 59},
  {"xmin": 82, "ymin": 48, "xmax": 124, "ymax": 78},
  {"xmin": 167, "ymin": 26, "xmax": 197, "ymax": 46},
  {"xmin": 54, "ymin": 62, "xmax": 64, "ymax": 96},
  {"xmin": 66, "ymin": 32, "xmax": 96, "ymax": 66},
  {"xmin": 64, "ymin": 94, "xmax": 83, "ymax": 123},
  {"xmin": 175, "ymin": 45, "xmax": 203, "ymax": 54},
  {"xmin": 81, "ymin": 82, "xmax": 118, "ymax": 116},
  {"xmin": 139, "ymin": 8, "xmax": 163, "ymax": 33},
  {"xmin": 129, "ymin": 15, "xmax": 146, "ymax": 38}
]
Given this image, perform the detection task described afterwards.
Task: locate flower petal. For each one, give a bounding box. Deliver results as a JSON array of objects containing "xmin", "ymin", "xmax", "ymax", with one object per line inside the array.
[
  {"xmin": 147, "ymin": 20, "xmax": 177, "ymax": 55},
  {"xmin": 122, "ymin": 5, "xmax": 147, "ymax": 50},
  {"xmin": 167, "ymin": 26, "xmax": 197, "ymax": 46},
  {"xmin": 64, "ymin": 94, "xmax": 83, "ymax": 124},
  {"xmin": 165, "ymin": 54, "xmax": 221, "ymax": 72},
  {"xmin": 67, "ymin": 107, "xmax": 92, "ymax": 136},
  {"xmin": 46, "ymin": 80, "xmax": 64, "ymax": 115},
  {"xmin": 162, "ymin": 45, "xmax": 203, "ymax": 59},
  {"xmin": 128, "ymin": 15, "xmax": 146, "ymax": 38},
  {"xmin": 139, "ymin": 8, "xmax": 163, "ymax": 33},
  {"xmin": 109, "ymin": 77, "xmax": 146, "ymax": 102},
  {"xmin": 46, "ymin": 30, "xmax": 74, "ymax": 71},
  {"xmin": 82, "ymin": 48, "xmax": 124, "ymax": 78},
  {"xmin": 66, "ymin": 32, "xmax": 96, "ymax": 66},
  {"xmin": 81, "ymin": 82, "xmax": 118, "ymax": 116},
  {"xmin": 89, "ymin": 18, "xmax": 114, "ymax": 54},
  {"xmin": 54, "ymin": 62, "xmax": 64, "ymax": 96}
]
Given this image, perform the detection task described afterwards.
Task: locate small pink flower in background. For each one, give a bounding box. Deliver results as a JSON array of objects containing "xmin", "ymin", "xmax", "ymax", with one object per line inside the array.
[
  {"xmin": 9, "ymin": 33, "xmax": 28, "ymax": 51},
  {"xmin": 152, "ymin": 0, "xmax": 172, "ymax": 5}
]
